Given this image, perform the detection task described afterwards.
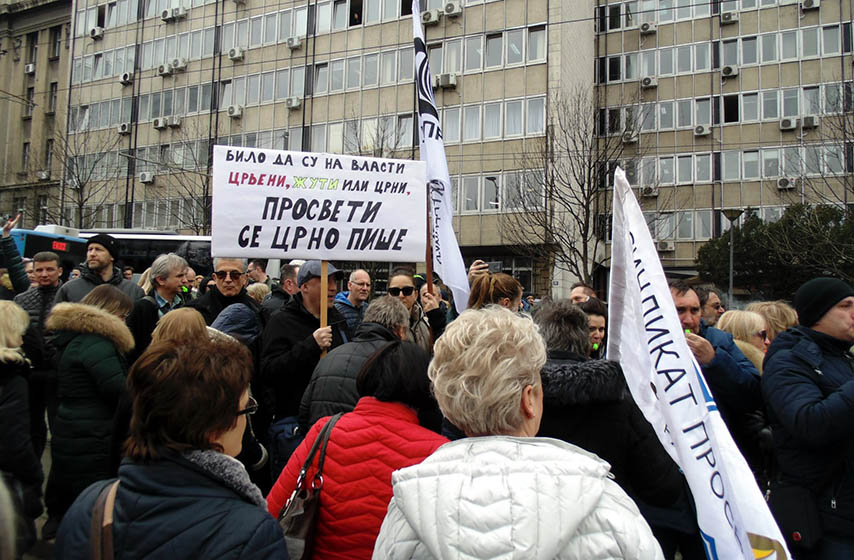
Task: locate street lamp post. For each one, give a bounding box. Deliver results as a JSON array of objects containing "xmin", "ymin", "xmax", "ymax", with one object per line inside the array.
[{"xmin": 722, "ymin": 208, "xmax": 744, "ymax": 309}]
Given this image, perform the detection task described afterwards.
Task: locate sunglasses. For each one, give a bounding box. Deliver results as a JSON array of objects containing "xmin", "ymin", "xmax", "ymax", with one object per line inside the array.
[
  {"xmin": 214, "ymin": 270, "xmax": 244, "ymax": 280},
  {"xmin": 388, "ymin": 286, "xmax": 415, "ymax": 297},
  {"xmin": 755, "ymin": 330, "xmax": 768, "ymax": 340},
  {"xmin": 237, "ymin": 396, "xmax": 258, "ymax": 416}
]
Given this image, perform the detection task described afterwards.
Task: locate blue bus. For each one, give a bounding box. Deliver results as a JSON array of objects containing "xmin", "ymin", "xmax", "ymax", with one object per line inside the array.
[{"xmin": 9, "ymin": 226, "xmax": 88, "ymax": 274}]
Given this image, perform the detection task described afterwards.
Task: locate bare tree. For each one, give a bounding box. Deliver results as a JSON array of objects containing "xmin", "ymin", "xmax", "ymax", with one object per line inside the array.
[{"xmin": 499, "ymin": 85, "xmax": 653, "ymax": 285}]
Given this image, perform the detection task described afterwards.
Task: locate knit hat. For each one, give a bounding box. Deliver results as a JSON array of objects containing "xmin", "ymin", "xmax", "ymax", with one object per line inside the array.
[
  {"xmin": 86, "ymin": 234, "xmax": 120, "ymax": 261},
  {"xmin": 793, "ymin": 277, "xmax": 854, "ymax": 327}
]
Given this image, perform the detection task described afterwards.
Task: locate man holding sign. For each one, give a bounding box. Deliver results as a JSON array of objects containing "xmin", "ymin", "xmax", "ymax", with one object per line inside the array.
[{"xmin": 261, "ymin": 260, "xmax": 349, "ymax": 478}]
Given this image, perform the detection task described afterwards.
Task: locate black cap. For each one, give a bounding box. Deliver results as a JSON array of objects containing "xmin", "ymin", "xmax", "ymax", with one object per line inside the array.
[
  {"xmin": 793, "ymin": 277, "xmax": 854, "ymax": 327},
  {"xmin": 86, "ymin": 234, "xmax": 120, "ymax": 261}
]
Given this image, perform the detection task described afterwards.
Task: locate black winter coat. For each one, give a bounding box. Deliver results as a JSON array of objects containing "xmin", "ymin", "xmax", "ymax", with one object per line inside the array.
[
  {"xmin": 261, "ymin": 293, "xmax": 349, "ymax": 419},
  {"xmin": 762, "ymin": 326, "xmax": 854, "ymax": 537},
  {"xmin": 298, "ymin": 322, "xmax": 398, "ymax": 432},
  {"xmin": 186, "ymin": 285, "xmax": 262, "ymax": 326},
  {"xmin": 125, "ymin": 295, "xmax": 160, "ymax": 364},
  {"xmin": 538, "ymin": 351, "xmax": 683, "ymax": 508},
  {"xmin": 54, "ymin": 264, "xmax": 144, "ymax": 304},
  {"xmin": 55, "ymin": 450, "xmax": 288, "ymax": 560},
  {"xmin": 46, "ymin": 302, "xmax": 134, "ymax": 514},
  {"xmin": 0, "ymin": 357, "xmax": 43, "ymax": 518}
]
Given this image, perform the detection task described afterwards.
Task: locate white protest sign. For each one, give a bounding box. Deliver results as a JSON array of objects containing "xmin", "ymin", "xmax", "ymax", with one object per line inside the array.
[{"xmin": 211, "ymin": 146, "xmax": 427, "ymax": 261}]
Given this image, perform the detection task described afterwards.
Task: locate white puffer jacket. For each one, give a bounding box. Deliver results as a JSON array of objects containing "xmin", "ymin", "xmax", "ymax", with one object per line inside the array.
[{"xmin": 372, "ymin": 436, "xmax": 664, "ymax": 560}]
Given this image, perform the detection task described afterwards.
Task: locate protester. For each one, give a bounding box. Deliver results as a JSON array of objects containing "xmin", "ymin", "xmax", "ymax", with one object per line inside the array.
[
  {"xmin": 668, "ymin": 280, "xmax": 763, "ymax": 471},
  {"xmin": 388, "ymin": 268, "xmax": 444, "ymax": 353},
  {"xmin": 0, "ymin": 301, "xmax": 43, "ymax": 556},
  {"xmin": 373, "ymin": 306, "xmax": 663, "ymax": 559},
  {"xmin": 54, "ymin": 234, "xmax": 144, "ymax": 303},
  {"xmin": 122, "ymin": 266, "xmax": 134, "ymax": 281},
  {"xmin": 1, "ymin": 215, "xmax": 30, "ymax": 300},
  {"xmin": 55, "ymin": 340, "xmax": 288, "ymax": 560},
  {"xmin": 334, "ymin": 269, "xmax": 371, "ymax": 331},
  {"xmin": 23, "ymin": 260, "xmax": 36, "ymax": 287},
  {"xmin": 126, "ymin": 253, "xmax": 188, "ymax": 363},
  {"xmin": 247, "ymin": 259, "xmax": 274, "ymax": 289},
  {"xmin": 299, "ymin": 296, "xmax": 411, "ymax": 431},
  {"xmin": 187, "ymin": 258, "xmax": 261, "ymax": 326},
  {"xmin": 569, "ymin": 281, "xmax": 596, "ymax": 304},
  {"xmin": 467, "ymin": 271, "xmax": 522, "ymax": 311},
  {"xmin": 763, "ymin": 278, "xmax": 854, "ymax": 558},
  {"xmin": 717, "ymin": 310, "xmax": 769, "ymax": 373},
  {"xmin": 578, "ymin": 296, "xmax": 607, "ymax": 358},
  {"xmin": 261, "ymin": 260, "xmax": 349, "ymax": 478},
  {"xmin": 14, "ymin": 251, "xmax": 63, "ymax": 456},
  {"xmin": 247, "ymin": 282, "xmax": 271, "ymax": 305},
  {"xmin": 746, "ymin": 300, "xmax": 798, "ymax": 343},
  {"xmin": 181, "ymin": 266, "xmax": 196, "ymax": 301},
  {"xmin": 261, "ymin": 262, "xmax": 301, "ymax": 319},
  {"xmin": 696, "ymin": 286, "xmax": 725, "ymax": 327},
  {"xmin": 269, "ymin": 341, "xmax": 447, "ymax": 559},
  {"xmin": 43, "ymin": 285, "xmax": 134, "ymax": 537},
  {"xmin": 69, "ymin": 267, "xmax": 81, "ymax": 281},
  {"xmin": 150, "ymin": 307, "xmax": 208, "ymax": 345}
]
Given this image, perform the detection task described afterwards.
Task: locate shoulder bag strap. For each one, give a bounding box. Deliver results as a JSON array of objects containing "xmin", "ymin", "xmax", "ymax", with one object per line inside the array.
[
  {"xmin": 294, "ymin": 413, "xmax": 342, "ymax": 490},
  {"xmin": 315, "ymin": 413, "xmax": 343, "ymax": 479},
  {"xmin": 90, "ymin": 480, "xmax": 120, "ymax": 560}
]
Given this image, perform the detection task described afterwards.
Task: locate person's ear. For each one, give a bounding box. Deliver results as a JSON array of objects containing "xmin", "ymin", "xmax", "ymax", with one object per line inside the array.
[{"xmin": 520, "ymin": 385, "xmax": 536, "ymax": 419}]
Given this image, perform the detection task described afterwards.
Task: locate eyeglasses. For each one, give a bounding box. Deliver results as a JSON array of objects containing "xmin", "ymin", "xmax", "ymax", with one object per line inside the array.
[
  {"xmin": 388, "ymin": 286, "xmax": 415, "ymax": 297},
  {"xmin": 755, "ymin": 330, "xmax": 768, "ymax": 340},
  {"xmin": 214, "ymin": 270, "xmax": 244, "ymax": 280},
  {"xmin": 350, "ymin": 281, "xmax": 371, "ymax": 288},
  {"xmin": 237, "ymin": 396, "xmax": 258, "ymax": 416}
]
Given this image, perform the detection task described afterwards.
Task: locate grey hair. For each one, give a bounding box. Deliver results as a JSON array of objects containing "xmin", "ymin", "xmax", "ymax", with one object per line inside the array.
[
  {"xmin": 363, "ymin": 296, "xmax": 408, "ymax": 332},
  {"xmin": 349, "ymin": 269, "xmax": 369, "ymax": 282},
  {"xmin": 533, "ymin": 299, "xmax": 590, "ymax": 355},
  {"xmin": 149, "ymin": 253, "xmax": 188, "ymax": 289},
  {"xmin": 213, "ymin": 257, "xmax": 247, "ymax": 270}
]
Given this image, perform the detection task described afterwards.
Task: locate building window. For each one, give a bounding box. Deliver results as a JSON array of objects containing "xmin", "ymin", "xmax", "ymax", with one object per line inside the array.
[
  {"xmin": 38, "ymin": 195, "xmax": 49, "ymax": 224},
  {"xmin": 50, "ymin": 26, "xmax": 62, "ymax": 59},
  {"xmin": 45, "ymin": 139, "xmax": 54, "ymax": 169},
  {"xmin": 485, "ymin": 34, "xmax": 502, "ymax": 68},
  {"xmin": 27, "ymin": 31, "xmax": 38, "ymax": 64},
  {"xmin": 22, "ymin": 142, "xmax": 30, "ymax": 169},
  {"xmin": 25, "ymin": 87, "xmax": 35, "ymax": 117}
]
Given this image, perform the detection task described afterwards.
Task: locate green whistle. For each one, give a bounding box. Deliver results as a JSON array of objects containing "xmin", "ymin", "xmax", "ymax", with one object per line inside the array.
[
  {"xmin": 592, "ymin": 343, "xmax": 599, "ymax": 351},
  {"xmin": 685, "ymin": 329, "xmax": 691, "ymax": 334}
]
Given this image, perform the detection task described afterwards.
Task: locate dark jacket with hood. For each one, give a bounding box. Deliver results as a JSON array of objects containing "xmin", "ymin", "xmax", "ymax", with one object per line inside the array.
[
  {"xmin": 54, "ymin": 264, "xmax": 144, "ymax": 304},
  {"xmin": 298, "ymin": 322, "xmax": 398, "ymax": 432},
  {"xmin": 46, "ymin": 302, "xmax": 135, "ymax": 513},
  {"xmin": 260, "ymin": 287, "xmax": 290, "ymax": 322},
  {"xmin": 261, "ymin": 293, "xmax": 349, "ymax": 419},
  {"xmin": 0, "ymin": 235, "xmax": 30, "ymax": 300},
  {"xmin": 537, "ymin": 351, "xmax": 683, "ymax": 508},
  {"xmin": 698, "ymin": 321, "xmax": 764, "ymax": 470},
  {"xmin": 55, "ymin": 449, "xmax": 288, "ymax": 560},
  {"xmin": 0, "ymin": 355, "xmax": 43, "ymax": 518},
  {"xmin": 762, "ymin": 326, "xmax": 854, "ymax": 537},
  {"xmin": 187, "ymin": 285, "xmax": 262, "ymax": 326}
]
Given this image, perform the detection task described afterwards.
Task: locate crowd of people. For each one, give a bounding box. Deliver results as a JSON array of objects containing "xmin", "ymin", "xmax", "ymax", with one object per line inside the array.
[{"xmin": 1, "ymin": 211, "xmax": 854, "ymax": 560}]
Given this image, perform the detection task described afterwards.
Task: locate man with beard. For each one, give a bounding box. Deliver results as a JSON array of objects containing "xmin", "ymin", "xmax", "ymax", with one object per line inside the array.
[{"xmin": 54, "ymin": 234, "xmax": 144, "ymax": 303}]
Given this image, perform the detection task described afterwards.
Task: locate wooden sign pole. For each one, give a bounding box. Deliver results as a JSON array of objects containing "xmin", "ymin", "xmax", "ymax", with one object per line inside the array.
[{"xmin": 320, "ymin": 260, "xmax": 328, "ymax": 358}]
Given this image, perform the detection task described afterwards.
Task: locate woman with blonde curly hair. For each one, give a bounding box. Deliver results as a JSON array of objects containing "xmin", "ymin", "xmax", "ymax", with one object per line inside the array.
[
  {"xmin": 717, "ymin": 310, "xmax": 769, "ymax": 374},
  {"xmin": 745, "ymin": 300, "xmax": 798, "ymax": 343},
  {"xmin": 373, "ymin": 306, "xmax": 663, "ymax": 560},
  {"xmin": 0, "ymin": 301, "xmax": 43, "ymax": 555}
]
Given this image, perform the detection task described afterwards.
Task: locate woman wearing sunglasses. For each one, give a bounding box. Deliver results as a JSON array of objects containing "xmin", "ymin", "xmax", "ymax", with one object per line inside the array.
[
  {"xmin": 55, "ymin": 339, "xmax": 287, "ymax": 560},
  {"xmin": 387, "ymin": 268, "xmax": 446, "ymax": 353},
  {"xmin": 717, "ymin": 310, "xmax": 770, "ymax": 374}
]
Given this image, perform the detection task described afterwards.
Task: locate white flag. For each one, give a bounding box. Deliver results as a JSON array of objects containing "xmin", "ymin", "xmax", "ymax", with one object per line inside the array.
[
  {"xmin": 608, "ymin": 167, "xmax": 790, "ymax": 560},
  {"xmin": 411, "ymin": 0, "xmax": 469, "ymax": 312}
]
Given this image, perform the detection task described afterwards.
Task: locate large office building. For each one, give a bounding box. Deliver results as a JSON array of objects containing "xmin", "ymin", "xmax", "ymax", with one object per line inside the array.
[
  {"xmin": 0, "ymin": 0, "xmax": 72, "ymax": 227},
  {"xmin": 595, "ymin": 0, "xmax": 854, "ymax": 278},
  {"xmin": 7, "ymin": 0, "xmax": 591, "ymax": 295}
]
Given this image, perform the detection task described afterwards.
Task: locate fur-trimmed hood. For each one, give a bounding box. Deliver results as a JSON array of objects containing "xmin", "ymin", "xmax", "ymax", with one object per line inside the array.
[
  {"xmin": 540, "ymin": 357, "xmax": 628, "ymax": 406},
  {"xmin": 46, "ymin": 302, "xmax": 135, "ymax": 354}
]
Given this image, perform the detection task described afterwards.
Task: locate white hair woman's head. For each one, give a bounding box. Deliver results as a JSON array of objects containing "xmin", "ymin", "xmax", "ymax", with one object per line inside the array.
[{"xmin": 429, "ymin": 306, "xmax": 546, "ymax": 437}]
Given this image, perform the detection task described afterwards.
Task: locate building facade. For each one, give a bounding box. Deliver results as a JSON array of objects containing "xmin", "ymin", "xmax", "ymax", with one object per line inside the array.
[
  {"xmin": 0, "ymin": 0, "xmax": 72, "ymax": 228},
  {"xmin": 595, "ymin": 0, "xmax": 854, "ymax": 280}
]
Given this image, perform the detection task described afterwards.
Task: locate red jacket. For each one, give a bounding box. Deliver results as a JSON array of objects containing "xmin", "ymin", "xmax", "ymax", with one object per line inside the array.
[{"xmin": 267, "ymin": 397, "xmax": 448, "ymax": 560}]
